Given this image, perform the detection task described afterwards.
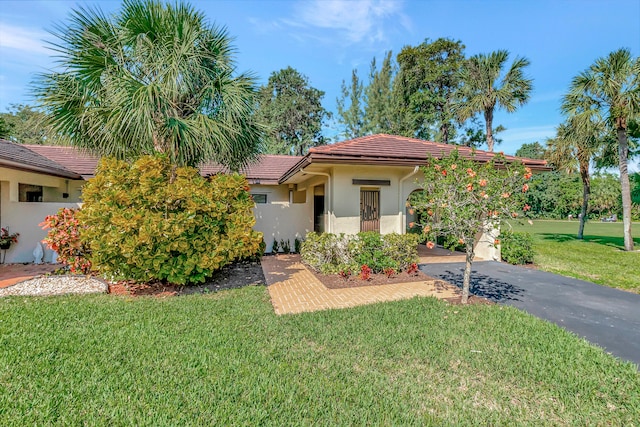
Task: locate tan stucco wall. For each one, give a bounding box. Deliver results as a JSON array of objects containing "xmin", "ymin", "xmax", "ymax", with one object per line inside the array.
[{"xmin": 329, "ymin": 164, "xmax": 423, "ymax": 235}]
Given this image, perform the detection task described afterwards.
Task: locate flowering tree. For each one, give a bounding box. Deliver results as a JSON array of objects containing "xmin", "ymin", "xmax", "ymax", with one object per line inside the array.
[{"xmin": 411, "ymin": 150, "xmax": 532, "ymax": 303}]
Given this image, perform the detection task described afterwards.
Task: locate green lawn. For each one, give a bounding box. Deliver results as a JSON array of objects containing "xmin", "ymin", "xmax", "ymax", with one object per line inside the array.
[
  {"xmin": 1, "ymin": 288, "xmax": 638, "ymax": 425},
  {"xmin": 508, "ymin": 220, "xmax": 640, "ymax": 293}
]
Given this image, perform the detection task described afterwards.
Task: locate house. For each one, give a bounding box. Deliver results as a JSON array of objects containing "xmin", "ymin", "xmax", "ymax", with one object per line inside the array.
[{"xmin": 0, "ymin": 135, "xmax": 548, "ymax": 263}]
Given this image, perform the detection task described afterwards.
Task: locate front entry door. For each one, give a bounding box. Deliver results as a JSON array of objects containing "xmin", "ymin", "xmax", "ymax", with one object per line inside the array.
[{"xmin": 360, "ymin": 189, "xmax": 380, "ymax": 232}]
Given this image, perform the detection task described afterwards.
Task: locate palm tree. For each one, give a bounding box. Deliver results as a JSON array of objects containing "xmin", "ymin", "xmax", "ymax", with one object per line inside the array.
[
  {"xmin": 34, "ymin": 0, "xmax": 261, "ymax": 171},
  {"xmin": 458, "ymin": 50, "xmax": 533, "ymax": 152},
  {"xmin": 562, "ymin": 49, "xmax": 640, "ymax": 251},
  {"xmin": 547, "ymin": 117, "xmax": 604, "ymax": 239}
]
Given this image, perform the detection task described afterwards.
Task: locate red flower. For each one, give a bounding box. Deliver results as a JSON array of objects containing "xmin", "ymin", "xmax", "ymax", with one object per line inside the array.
[
  {"xmin": 466, "ymin": 183, "xmax": 473, "ymax": 192},
  {"xmin": 450, "ymin": 164, "xmax": 457, "ymax": 170},
  {"xmin": 441, "ymin": 169, "xmax": 447, "ymax": 176},
  {"xmin": 523, "ymin": 204, "xmax": 531, "ymax": 211},
  {"xmin": 466, "ymin": 168, "xmax": 476, "ymax": 177},
  {"xmin": 522, "ymin": 184, "xmax": 529, "ymax": 192},
  {"xmin": 426, "ymin": 241, "xmax": 435, "ymax": 249},
  {"xmin": 479, "ymin": 179, "xmax": 487, "ymax": 187}
]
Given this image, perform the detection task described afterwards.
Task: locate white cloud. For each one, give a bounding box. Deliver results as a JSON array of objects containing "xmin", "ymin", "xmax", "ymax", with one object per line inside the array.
[
  {"xmin": 290, "ymin": 0, "xmax": 409, "ymax": 45},
  {"xmin": 0, "ymin": 23, "xmax": 50, "ymax": 55}
]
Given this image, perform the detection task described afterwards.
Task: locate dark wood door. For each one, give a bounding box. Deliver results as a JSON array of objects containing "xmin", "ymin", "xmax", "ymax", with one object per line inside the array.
[{"xmin": 360, "ymin": 189, "xmax": 380, "ymax": 232}]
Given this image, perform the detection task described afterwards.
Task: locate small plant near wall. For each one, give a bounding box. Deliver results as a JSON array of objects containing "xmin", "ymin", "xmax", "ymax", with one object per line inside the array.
[
  {"xmin": 0, "ymin": 228, "xmax": 19, "ymax": 249},
  {"xmin": 294, "ymin": 237, "xmax": 303, "ymax": 253},
  {"xmin": 281, "ymin": 239, "xmax": 291, "ymax": 254},
  {"xmin": 271, "ymin": 239, "xmax": 280, "ymax": 254}
]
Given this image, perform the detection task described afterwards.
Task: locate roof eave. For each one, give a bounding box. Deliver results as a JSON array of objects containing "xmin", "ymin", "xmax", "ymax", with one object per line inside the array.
[{"xmin": 0, "ymin": 159, "xmax": 83, "ymax": 180}]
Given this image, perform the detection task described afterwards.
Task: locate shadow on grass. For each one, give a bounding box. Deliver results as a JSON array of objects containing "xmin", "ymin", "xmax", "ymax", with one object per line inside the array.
[
  {"xmin": 433, "ymin": 269, "xmax": 525, "ymax": 303},
  {"xmin": 538, "ymin": 233, "xmax": 640, "ymax": 250}
]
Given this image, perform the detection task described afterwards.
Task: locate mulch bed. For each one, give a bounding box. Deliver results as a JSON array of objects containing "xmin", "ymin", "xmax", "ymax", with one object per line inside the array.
[
  {"xmin": 305, "ymin": 263, "xmax": 493, "ymax": 305},
  {"xmin": 108, "ymin": 259, "xmax": 265, "ymax": 297},
  {"xmin": 308, "ymin": 267, "xmax": 433, "ymax": 290}
]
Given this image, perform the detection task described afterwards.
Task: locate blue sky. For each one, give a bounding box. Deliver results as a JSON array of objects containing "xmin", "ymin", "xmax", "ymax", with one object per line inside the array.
[{"xmin": 1, "ymin": 0, "xmax": 639, "ymax": 158}]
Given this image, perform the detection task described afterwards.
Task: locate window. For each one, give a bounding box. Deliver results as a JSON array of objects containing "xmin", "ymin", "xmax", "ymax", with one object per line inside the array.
[
  {"xmin": 252, "ymin": 193, "xmax": 267, "ymax": 204},
  {"xmin": 19, "ymin": 184, "xmax": 43, "ymax": 202}
]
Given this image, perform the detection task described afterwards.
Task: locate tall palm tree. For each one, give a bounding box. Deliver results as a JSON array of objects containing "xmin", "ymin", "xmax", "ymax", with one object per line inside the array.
[
  {"xmin": 547, "ymin": 118, "xmax": 604, "ymax": 239},
  {"xmin": 562, "ymin": 49, "xmax": 640, "ymax": 251},
  {"xmin": 34, "ymin": 0, "xmax": 261, "ymax": 171},
  {"xmin": 458, "ymin": 50, "xmax": 533, "ymax": 152}
]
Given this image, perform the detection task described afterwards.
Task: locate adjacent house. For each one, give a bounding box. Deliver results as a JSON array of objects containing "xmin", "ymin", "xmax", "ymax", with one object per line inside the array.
[{"xmin": 0, "ymin": 134, "xmax": 548, "ymax": 263}]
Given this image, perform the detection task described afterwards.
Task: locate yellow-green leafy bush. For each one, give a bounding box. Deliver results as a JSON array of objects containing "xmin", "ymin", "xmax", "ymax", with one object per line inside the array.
[{"xmin": 79, "ymin": 156, "xmax": 262, "ymax": 284}]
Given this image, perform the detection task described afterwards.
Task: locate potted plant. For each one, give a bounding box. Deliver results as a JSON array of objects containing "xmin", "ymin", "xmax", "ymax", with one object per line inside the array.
[{"xmin": 0, "ymin": 228, "xmax": 19, "ymax": 250}]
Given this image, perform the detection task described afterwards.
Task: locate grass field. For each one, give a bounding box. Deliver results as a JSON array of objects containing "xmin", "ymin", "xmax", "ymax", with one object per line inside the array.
[
  {"xmin": 508, "ymin": 220, "xmax": 640, "ymax": 293},
  {"xmin": 1, "ymin": 288, "xmax": 638, "ymax": 425}
]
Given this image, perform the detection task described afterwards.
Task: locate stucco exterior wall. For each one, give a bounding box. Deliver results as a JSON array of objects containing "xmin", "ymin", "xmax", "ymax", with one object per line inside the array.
[
  {"xmin": 1, "ymin": 168, "xmax": 85, "ymax": 263},
  {"xmin": 329, "ymin": 164, "xmax": 423, "ymax": 235}
]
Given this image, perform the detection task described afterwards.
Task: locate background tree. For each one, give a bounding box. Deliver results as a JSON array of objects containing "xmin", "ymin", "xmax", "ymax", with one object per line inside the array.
[
  {"xmin": 458, "ymin": 50, "xmax": 533, "ymax": 151},
  {"xmin": 515, "ymin": 141, "xmax": 546, "ymax": 159},
  {"xmin": 0, "ymin": 117, "xmax": 12, "ymax": 139},
  {"xmin": 457, "ymin": 116, "xmax": 505, "ymax": 148},
  {"xmin": 0, "ymin": 104, "xmax": 55, "ymax": 144},
  {"xmin": 562, "ymin": 48, "xmax": 639, "ymax": 251},
  {"xmin": 336, "ymin": 69, "xmax": 365, "ymax": 138},
  {"xmin": 411, "ymin": 150, "xmax": 531, "ymax": 303},
  {"xmin": 395, "ymin": 38, "xmax": 466, "ymax": 143},
  {"xmin": 363, "ymin": 52, "xmax": 398, "ymax": 135},
  {"xmin": 256, "ymin": 66, "xmax": 330, "ymax": 155},
  {"xmin": 548, "ymin": 118, "xmax": 604, "ymax": 239},
  {"xmin": 35, "ymin": 0, "xmax": 260, "ymax": 171}
]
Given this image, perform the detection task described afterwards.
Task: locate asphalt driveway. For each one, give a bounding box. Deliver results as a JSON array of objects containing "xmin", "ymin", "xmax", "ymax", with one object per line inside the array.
[{"xmin": 420, "ymin": 261, "xmax": 640, "ymax": 367}]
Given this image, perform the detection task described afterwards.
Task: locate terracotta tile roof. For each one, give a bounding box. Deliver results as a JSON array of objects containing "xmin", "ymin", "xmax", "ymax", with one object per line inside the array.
[
  {"xmin": 23, "ymin": 144, "xmax": 301, "ymax": 184},
  {"xmin": 24, "ymin": 145, "xmax": 100, "ymax": 178},
  {"xmin": 0, "ymin": 139, "xmax": 81, "ymax": 179},
  {"xmin": 308, "ymin": 134, "xmax": 549, "ymax": 168},
  {"xmin": 279, "ymin": 134, "xmax": 549, "ymax": 183},
  {"xmin": 200, "ymin": 155, "xmax": 303, "ymax": 184}
]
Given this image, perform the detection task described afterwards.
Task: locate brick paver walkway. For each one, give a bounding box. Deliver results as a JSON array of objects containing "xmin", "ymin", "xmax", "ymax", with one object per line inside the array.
[
  {"xmin": 0, "ymin": 264, "xmax": 57, "ymax": 289},
  {"xmin": 262, "ymin": 255, "xmax": 461, "ymax": 315}
]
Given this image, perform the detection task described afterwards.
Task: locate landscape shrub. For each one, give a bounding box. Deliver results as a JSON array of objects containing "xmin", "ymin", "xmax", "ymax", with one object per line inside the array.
[
  {"xmin": 301, "ymin": 232, "xmax": 419, "ymax": 275},
  {"xmin": 271, "ymin": 239, "xmax": 279, "ymax": 253},
  {"xmin": 79, "ymin": 156, "xmax": 263, "ymax": 284},
  {"xmin": 300, "ymin": 232, "xmax": 354, "ymax": 274},
  {"xmin": 500, "ymin": 230, "xmax": 534, "ymax": 265},
  {"xmin": 40, "ymin": 207, "xmax": 92, "ymax": 274},
  {"xmin": 281, "ymin": 239, "xmax": 291, "ymax": 254}
]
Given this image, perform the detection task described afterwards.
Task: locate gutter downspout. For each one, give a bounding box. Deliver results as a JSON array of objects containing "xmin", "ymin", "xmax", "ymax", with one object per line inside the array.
[
  {"xmin": 300, "ymin": 169, "xmax": 332, "ymax": 233},
  {"xmin": 398, "ymin": 166, "xmax": 419, "ymax": 234}
]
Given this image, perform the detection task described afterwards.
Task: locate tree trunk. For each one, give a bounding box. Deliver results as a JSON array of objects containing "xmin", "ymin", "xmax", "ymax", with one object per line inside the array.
[
  {"xmin": 462, "ymin": 243, "xmax": 475, "ymax": 304},
  {"xmin": 578, "ymin": 160, "xmax": 590, "ymax": 240},
  {"xmin": 441, "ymin": 122, "xmax": 449, "ymax": 144},
  {"xmin": 484, "ymin": 108, "xmax": 494, "ymax": 152},
  {"xmin": 617, "ymin": 126, "xmax": 634, "ymax": 251}
]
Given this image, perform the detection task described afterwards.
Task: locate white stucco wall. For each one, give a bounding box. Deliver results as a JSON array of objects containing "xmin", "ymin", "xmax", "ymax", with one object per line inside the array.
[
  {"xmin": 253, "ymin": 202, "xmax": 313, "ymax": 252},
  {"xmin": 1, "ymin": 169, "xmax": 85, "ymax": 263}
]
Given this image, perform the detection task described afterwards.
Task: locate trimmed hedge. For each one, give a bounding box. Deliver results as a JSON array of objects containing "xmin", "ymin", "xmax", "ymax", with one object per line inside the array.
[
  {"xmin": 79, "ymin": 155, "xmax": 263, "ymax": 284},
  {"xmin": 500, "ymin": 230, "xmax": 535, "ymax": 265},
  {"xmin": 301, "ymin": 232, "xmax": 419, "ymax": 275}
]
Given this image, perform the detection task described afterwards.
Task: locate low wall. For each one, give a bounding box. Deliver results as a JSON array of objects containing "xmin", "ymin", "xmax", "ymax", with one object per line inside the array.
[
  {"xmin": 2, "ymin": 202, "xmax": 82, "ymax": 263},
  {"xmin": 253, "ymin": 203, "xmax": 313, "ymax": 253}
]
